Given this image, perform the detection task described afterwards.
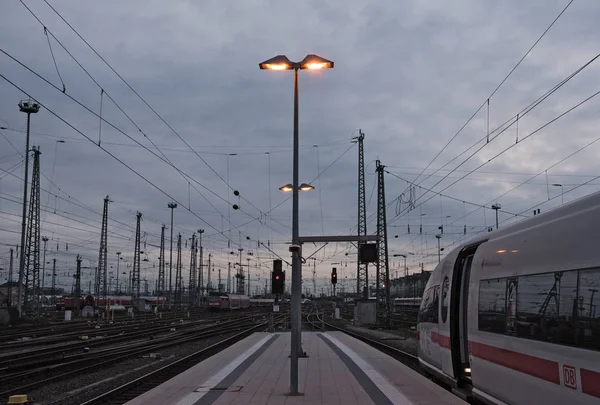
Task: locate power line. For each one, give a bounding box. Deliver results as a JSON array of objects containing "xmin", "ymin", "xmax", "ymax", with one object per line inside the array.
[
  {"xmin": 386, "ymin": 57, "xmax": 600, "ymax": 225},
  {"xmin": 405, "ymin": 0, "xmax": 575, "ymax": 193},
  {"xmin": 37, "ymin": 0, "xmax": 276, "ymax": 224}
]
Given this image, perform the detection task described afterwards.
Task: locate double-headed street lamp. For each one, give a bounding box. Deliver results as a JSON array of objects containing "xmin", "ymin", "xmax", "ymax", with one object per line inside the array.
[
  {"xmin": 17, "ymin": 99, "xmax": 40, "ymax": 316},
  {"xmin": 259, "ymin": 54, "xmax": 333, "ymax": 395}
]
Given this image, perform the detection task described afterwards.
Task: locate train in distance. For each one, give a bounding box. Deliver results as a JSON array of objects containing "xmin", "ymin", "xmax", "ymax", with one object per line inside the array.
[
  {"xmin": 417, "ymin": 190, "xmax": 600, "ymax": 405},
  {"xmin": 208, "ymin": 292, "xmax": 274, "ymax": 311}
]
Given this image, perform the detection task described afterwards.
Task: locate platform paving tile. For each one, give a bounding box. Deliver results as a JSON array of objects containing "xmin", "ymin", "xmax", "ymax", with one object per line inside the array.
[
  {"xmin": 329, "ymin": 331, "xmax": 467, "ymax": 405},
  {"xmin": 210, "ymin": 332, "xmax": 374, "ymax": 405}
]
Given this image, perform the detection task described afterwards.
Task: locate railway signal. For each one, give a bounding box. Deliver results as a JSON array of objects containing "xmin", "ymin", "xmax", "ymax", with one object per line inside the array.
[
  {"xmin": 331, "ymin": 267, "xmax": 337, "ymax": 285},
  {"xmin": 272, "ymin": 259, "xmax": 285, "ymax": 295}
]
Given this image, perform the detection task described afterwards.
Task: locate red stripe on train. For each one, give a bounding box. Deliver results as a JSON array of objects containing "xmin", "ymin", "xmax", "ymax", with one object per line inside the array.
[
  {"xmin": 429, "ymin": 332, "xmax": 560, "ymax": 385},
  {"xmin": 581, "ymin": 368, "xmax": 600, "ymax": 399},
  {"xmin": 469, "ymin": 341, "xmax": 560, "ymax": 385},
  {"xmin": 431, "ymin": 331, "xmax": 451, "ymax": 349}
]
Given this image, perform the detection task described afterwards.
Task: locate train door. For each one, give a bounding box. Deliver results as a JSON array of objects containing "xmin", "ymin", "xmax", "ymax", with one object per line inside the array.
[{"xmin": 450, "ymin": 247, "xmax": 476, "ymax": 386}]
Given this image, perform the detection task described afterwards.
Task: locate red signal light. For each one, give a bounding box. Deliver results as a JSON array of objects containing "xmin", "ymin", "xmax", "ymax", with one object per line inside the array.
[{"xmin": 275, "ymin": 275, "xmax": 280, "ymax": 280}]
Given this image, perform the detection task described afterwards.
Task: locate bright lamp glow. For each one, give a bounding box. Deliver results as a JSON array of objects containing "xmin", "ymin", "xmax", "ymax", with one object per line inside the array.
[
  {"xmin": 263, "ymin": 63, "xmax": 289, "ymax": 71},
  {"xmin": 305, "ymin": 63, "xmax": 327, "ymax": 70},
  {"xmin": 299, "ymin": 183, "xmax": 315, "ymax": 191},
  {"xmin": 279, "ymin": 184, "xmax": 293, "ymax": 192}
]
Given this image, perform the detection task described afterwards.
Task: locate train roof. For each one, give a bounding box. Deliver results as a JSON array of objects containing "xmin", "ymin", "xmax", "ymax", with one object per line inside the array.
[{"xmin": 455, "ymin": 190, "xmax": 600, "ymax": 250}]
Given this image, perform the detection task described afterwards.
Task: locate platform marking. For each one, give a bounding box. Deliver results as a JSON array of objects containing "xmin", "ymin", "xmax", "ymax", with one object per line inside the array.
[
  {"xmin": 175, "ymin": 334, "xmax": 278, "ymax": 405},
  {"xmin": 319, "ymin": 333, "xmax": 416, "ymax": 405}
]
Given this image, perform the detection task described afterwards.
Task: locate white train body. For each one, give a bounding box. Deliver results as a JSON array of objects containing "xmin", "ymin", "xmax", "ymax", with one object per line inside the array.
[{"xmin": 417, "ymin": 191, "xmax": 600, "ymax": 404}]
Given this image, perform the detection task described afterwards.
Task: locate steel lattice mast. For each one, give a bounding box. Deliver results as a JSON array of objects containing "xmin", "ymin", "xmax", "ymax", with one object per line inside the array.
[
  {"xmin": 353, "ymin": 130, "xmax": 368, "ymax": 298},
  {"xmin": 375, "ymin": 160, "xmax": 391, "ymax": 325},
  {"xmin": 188, "ymin": 233, "xmax": 196, "ymax": 305},
  {"xmin": 175, "ymin": 233, "xmax": 182, "ymax": 306},
  {"xmin": 24, "ymin": 146, "xmax": 41, "ymax": 316},
  {"xmin": 158, "ymin": 225, "xmax": 165, "ymax": 304},
  {"xmin": 197, "ymin": 229, "xmax": 204, "ymax": 304},
  {"xmin": 132, "ymin": 212, "xmax": 142, "ymax": 300},
  {"xmin": 96, "ymin": 196, "xmax": 110, "ymax": 312}
]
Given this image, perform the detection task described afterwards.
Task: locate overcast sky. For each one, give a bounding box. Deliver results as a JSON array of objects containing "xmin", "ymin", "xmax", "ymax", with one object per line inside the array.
[{"xmin": 1, "ymin": 0, "xmax": 600, "ymax": 296}]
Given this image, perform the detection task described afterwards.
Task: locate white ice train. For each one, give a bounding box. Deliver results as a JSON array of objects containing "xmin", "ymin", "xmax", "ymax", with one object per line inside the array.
[{"xmin": 417, "ymin": 191, "xmax": 600, "ymax": 405}]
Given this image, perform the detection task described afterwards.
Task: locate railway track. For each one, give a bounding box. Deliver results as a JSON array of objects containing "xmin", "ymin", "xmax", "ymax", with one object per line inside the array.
[
  {"xmin": 0, "ymin": 308, "xmax": 266, "ymax": 349},
  {"xmin": 70, "ymin": 316, "xmax": 285, "ymax": 405},
  {"xmin": 0, "ymin": 313, "xmax": 271, "ymax": 400},
  {"xmin": 306, "ymin": 310, "xmax": 419, "ymax": 369},
  {"xmin": 0, "ymin": 313, "xmax": 261, "ymax": 371}
]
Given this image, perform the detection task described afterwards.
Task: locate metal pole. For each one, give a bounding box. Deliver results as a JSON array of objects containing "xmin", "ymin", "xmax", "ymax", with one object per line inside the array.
[
  {"xmin": 495, "ymin": 209, "xmax": 499, "ymax": 230},
  {"xmin": 290, "ymin": 66, "xmax": 302, "ymax": 394},
  {"xmin": 168, "ymin": 203, "xmax": 176, "ymax": 307},
  {"xmin": 116, "ymin": 252, "xmax": 121, "ymax": 294},
  {"xmin": 17, "ymin": 112, "xmax": 32, "ymax": 316},
  {"xmin": 41, "ymin": 237, "xmax": 48, "ymax": 297}
]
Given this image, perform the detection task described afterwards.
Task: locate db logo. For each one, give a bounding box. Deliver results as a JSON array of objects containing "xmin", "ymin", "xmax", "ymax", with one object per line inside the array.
[{"xmin": 563, "ymin": 365, "xmax": 577, "ymax": 390}]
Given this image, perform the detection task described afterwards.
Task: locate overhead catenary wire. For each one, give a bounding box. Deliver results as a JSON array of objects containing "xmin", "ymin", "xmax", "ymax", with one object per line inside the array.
[
  {"xmin": 0, "ymin": 48, "xmax": 284, "ymax": 243},
  {"xmin": 402, "ymin": 0, "xmax": 575, "ymax": 194},
  {"xmin": 36, "ymin": 0, "xmax": 276, "ymax": 223},
  {"xmin": 389, "ymin": 85, "xmax": 600, "ymax": 225}
]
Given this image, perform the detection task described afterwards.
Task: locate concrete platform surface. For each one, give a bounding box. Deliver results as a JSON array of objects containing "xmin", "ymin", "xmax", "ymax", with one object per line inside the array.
[{"xmin": 125, "ymin": 331, "xmax": 467, "ymax": 405}]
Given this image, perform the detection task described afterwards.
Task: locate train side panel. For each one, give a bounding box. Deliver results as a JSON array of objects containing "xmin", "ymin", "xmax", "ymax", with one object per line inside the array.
[{"xmin": 468, "ymin": 201, "xmax": 600, "ymax": 405}]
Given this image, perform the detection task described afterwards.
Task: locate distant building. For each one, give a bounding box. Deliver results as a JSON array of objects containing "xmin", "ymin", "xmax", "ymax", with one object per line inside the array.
[
  {"xmin": 389, "ymin": 271, "xmax": 431, "ymax": 298},
  {"xmin": 0, "ymin": 281, "xmax": 23, "ymax": 307}
]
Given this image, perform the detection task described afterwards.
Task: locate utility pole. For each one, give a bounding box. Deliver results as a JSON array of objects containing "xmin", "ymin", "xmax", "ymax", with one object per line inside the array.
[
  {"xmin": 310, "ymin": 258, "xmax": 317, "ymax": 297},
  {"xmin": 97, "ymin": 196, "xmax": 110, "ymax": 314},
  {"xmin": 188, "ymin": 233, "xmax": 196, "ymax": 306},
  {"xmin": 353, "ymin": 131, "xmax": 368, "ymax": 298},
  {"xmin": 236, "ymin": 247, "xmax": 245, "ymax": 295},
  {"xmin": 492, "ymin": 203, "xmax": 501, "ymax": 230},
  {"xmin": 115, "ymin": 252, "xmax": 121, "ymax": 295},
  {"xmin": 132, "ymin": 212, "xmax": 142, "ymax": 301},
  {"xmin": 158, "ymin": 225, "xmax": 165, "ymax": 307},
  {"xmin": 167, "ymin": 202, "xmax": 177, "ymax": 307},
  {"xmin": 436, "ymin": 235, "xmax": 442, "ymax": 263},
  {"xmin": 197, "ymin": 229, "xmax": 204, "ymax": 305},
  {"xmin": 375, "ymin": 160, "xmax": 391, "ymax": 325},
  {"xmin": 227, "ymin": 262, "xmax": 232, "ymax": 293},
  {"xmin": 175, "ymin": 233, "xmax": 182, "ymax": 306},
  {"xmin": 74, "ymin": 256, "xmax": 82, "ymax": 316},
  {"xmin": 247, "ymin": 258, "xmax": 251, "ymax": 296},
  {"xmin": 8, "ymin": 249, "xmax": 14, "ymax": 307},
  {"xmin": 207, "ymin": 253, "xmax": 212, "ymax": 292},
  {"xmin": 51, "ymin": 258, "xmax": 56, "ymax": 302},
  {"xmin": 41, "ymin": 236, "xmax": 48, "ymax": 296},
  {"xmin": 24, "ymin": 146, "xmax": 41, "ymax": 317},
  {"xmin": 17, "ymin": 99, "xmax": 40, "ymax": 317},
  {"xmin": 218, "ymin": 268, "xmax": 222, "ymax": 292}
]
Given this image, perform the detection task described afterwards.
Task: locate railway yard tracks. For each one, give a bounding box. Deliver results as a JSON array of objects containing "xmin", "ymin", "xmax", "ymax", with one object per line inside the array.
[{"xmin": 0, "ymin": 309, "xmax": 275, "ymax": 404}]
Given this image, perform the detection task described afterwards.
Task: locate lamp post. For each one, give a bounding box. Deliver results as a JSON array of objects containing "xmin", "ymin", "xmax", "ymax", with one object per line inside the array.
[
  {"xmin": 491, "ymin": 203, "xmax": 501, "ymax": 230},
  {"xmin": 116, "ymin": 252, "xmax": 122, "ymax": 294},
  {"xmin": 167, "ymin": 202, "xmax": 177, "ymax": 307},
  {"xmin": 392, "ymin": 253, "xmax": 414, "ymax": 278},
  {"xmin": 260, "ymin": 54, "xmax": 333, "ymax": 395},
  {"xmin": 435, "ymin": 234, "xmax": 442, "ymax": 263},
  {"xmin": 17, "ymin": 99, "xmax": 40, "ymax": 316},
  {"xmin": 552, "ymin": 184, "xmax": 564, "ymax": 205}
]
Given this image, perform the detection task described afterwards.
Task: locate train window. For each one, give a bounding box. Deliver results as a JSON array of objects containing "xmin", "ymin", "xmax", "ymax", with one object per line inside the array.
[
  {"xmin": 516, "ymin": 271, "xmax": 578, "ymax": 346},
  {"xmin": 441, "ymin": 276, "xmax": 449, "ymax": 324},
  {"xmin": 478, "ymin": 278, "xmax": 507, "ymax": 333},
  {"xmin": 418, "ymin": 286, "xmax": 439, "ymax": 323},
  {"xmin": 432, "ymin": 285, "xmax": 440, "ymax": 323},
  {"xmin": 577, "ymin": 268, "xmax": 600, "ymax": 350}
]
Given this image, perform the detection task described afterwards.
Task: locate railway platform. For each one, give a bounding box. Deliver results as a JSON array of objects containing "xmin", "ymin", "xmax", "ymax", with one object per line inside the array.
[{"xmin": 125, "ymin": 331, "xmax": 466, "ymax": 405}]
